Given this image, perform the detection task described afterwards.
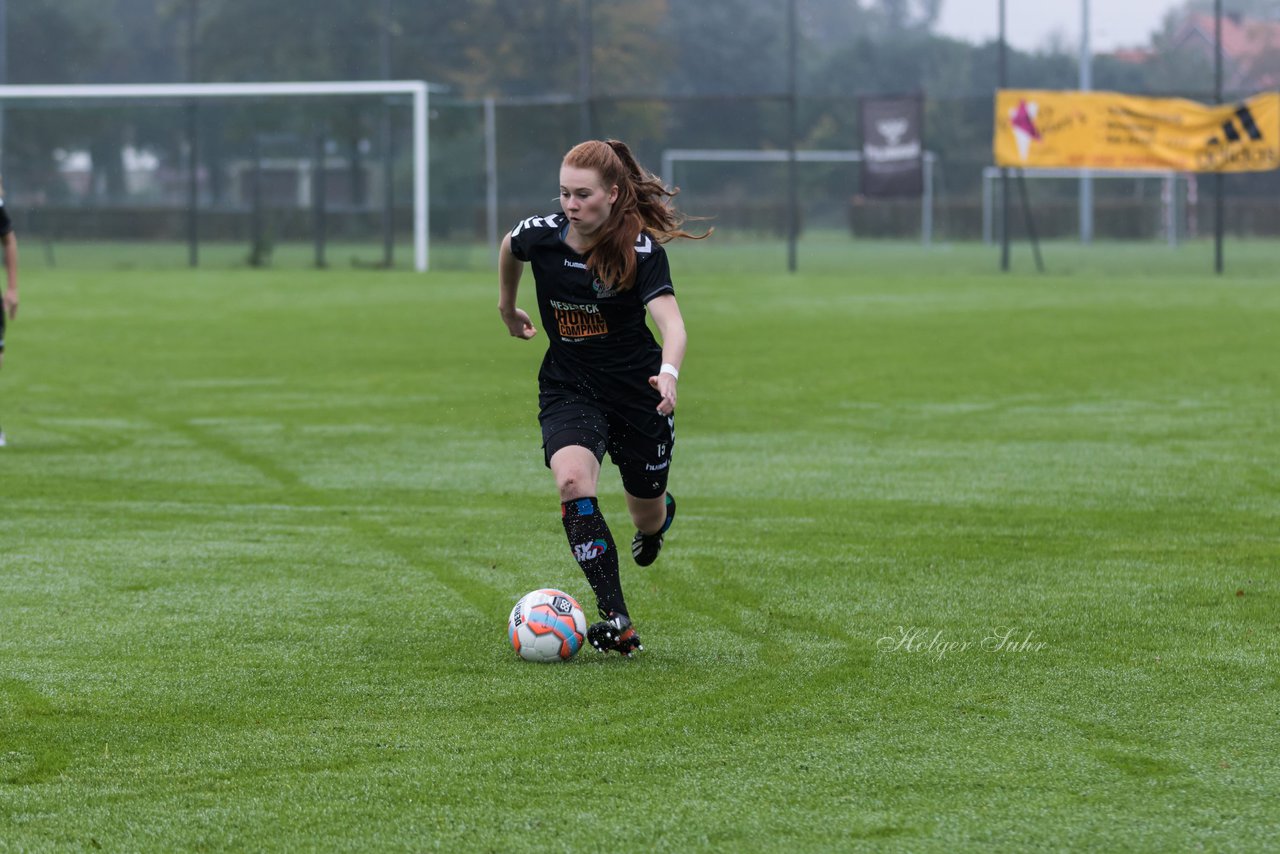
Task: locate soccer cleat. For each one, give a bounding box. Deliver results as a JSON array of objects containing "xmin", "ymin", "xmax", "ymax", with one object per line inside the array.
[
  {"xmin": 588, "ymin": 612, "xmax": 643, "ymax": 657},
  {"xmin": 0, "ymin": 428, "xmax": 6, "ymax": 448},
  {"xmin": 631, "ymin": 493, "xmax": 675, "ymax": 567}
]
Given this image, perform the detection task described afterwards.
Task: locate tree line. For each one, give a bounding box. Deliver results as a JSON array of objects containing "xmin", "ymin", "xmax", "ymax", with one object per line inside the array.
[
  {"xmin": 9, "ymin": 0, "xmax": 1237, "ymax": 96},
  {"xmin": 3, "ymin": 0, "xmax": 1262, "ymax": 207}
]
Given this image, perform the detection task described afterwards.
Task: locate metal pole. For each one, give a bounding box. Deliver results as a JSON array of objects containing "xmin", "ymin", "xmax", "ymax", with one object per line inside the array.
[
  {"xmin": 579, "ymin": 0, "xmax": 593, "ymax": 139},
  {"xmin": 413, "ymin": 84, "xmax": 428, "ymax": 272},
  {"xmin": 380, "ymin": 0, "xmax": 394, "ymax": 267},
  {"xmin": 186, "ymin": 0, "xmax": 200, "ymax": 267},
  {"xmin": 186, "ymin": 104, "xmax": 199, "ymax": 267},
  {"xmin": 314, "ymin": 132, "xmax": 327, "ymax": 268},
  {"xmin": 0, "ymin": 0, "xmax": 7, "ymax": 176},
  {"xmin": 983, "ymin": 169, "xmax": 993, "ymax": 244},
  {"xmin": 1016, "ymin": 169, "xmax": 1044, "ymax": 273},
  {"xmin": 921, "ymin": 153, "xmax": 933, "ymax": 246},
  {"xmin": 1079, "ymin": 0, "xmax": 1093, "ymax": 244},
  {"xmin": 485, "ymin": 97, "xmax": 499, "ymax": 263},
  {"xmin": 999, "ymin": 0, "xmax": 1010, "ymax": 271},
  {"xmin": 250, "ymin": 135, "xmax": 264, "ymax": 264},
  {"xmin": 1213, "ymin": 0, "xmax": 1224, "ymax": 274},
  {"xmin": 786, "ymin": 0, "xmax": 799, "ymax": 273}
]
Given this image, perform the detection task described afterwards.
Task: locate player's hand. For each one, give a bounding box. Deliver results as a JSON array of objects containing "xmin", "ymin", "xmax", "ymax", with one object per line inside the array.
[
  {"xmin": 2, "ymin": 289, "xmax": 16, "ymax": 320},
  {"xmin": 500, "ymin": 307, "xmax": 537, "ymax": 340},
  {"xmin": 649, "ymin": 373, "xmax": 677, "ymax": 415}
]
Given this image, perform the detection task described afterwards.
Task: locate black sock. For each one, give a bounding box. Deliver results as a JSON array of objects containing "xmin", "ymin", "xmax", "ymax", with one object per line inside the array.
[{"xmin": 561, "ymin": 496, "xmax": 626, "ymax": 619}]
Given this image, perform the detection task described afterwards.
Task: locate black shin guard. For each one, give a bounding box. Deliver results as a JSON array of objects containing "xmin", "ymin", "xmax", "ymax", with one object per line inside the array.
[{"xmin": 561, "ymin": 497, "xmax": 626, "ymax": 619}]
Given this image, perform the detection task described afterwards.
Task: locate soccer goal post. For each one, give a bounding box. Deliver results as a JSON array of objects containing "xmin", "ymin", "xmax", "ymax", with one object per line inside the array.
[{"xmin": 0, "ymin": 80, "xmax": 441, "ymax": 271}]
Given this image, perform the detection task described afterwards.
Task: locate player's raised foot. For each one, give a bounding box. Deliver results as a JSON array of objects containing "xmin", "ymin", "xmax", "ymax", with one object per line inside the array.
[
  {"xmin": 588, "ymin": 612, "xmax": 643, "ymax": 657},
  {"xmin": 631, "ymin": 493, "xmax": 675, "ymax": 567}
]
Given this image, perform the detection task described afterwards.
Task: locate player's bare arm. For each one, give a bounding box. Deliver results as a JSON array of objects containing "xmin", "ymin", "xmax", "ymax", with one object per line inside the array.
[
  {"xmin": 646, "ymin": 294, "xmax": 686, "ymax": 416},
  {"xmin": 497, "ymin": 233, "xmax": 537, "ymax": 340},
  {"xmin": 2, "ymin": 231, "xmax": 17, "ymax": 321}
]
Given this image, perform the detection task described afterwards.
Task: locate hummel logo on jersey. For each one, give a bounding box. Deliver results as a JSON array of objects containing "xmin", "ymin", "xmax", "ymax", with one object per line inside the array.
[
  {"xmin": 564, "ymin": 259, "xmax": 588, "ymax": 270},
  {"xmin": 573, "ymin": 539, "xmax": 609, "ymax": 562}
]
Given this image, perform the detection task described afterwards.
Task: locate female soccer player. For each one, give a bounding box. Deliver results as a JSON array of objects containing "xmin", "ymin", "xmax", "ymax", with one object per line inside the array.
[{"xmin": 498, "ymin": 139, "xmax": 707, "ymax": 657}]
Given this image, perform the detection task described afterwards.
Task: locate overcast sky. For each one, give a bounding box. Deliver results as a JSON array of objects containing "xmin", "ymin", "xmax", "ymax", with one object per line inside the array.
[{"xmin": 934, "ymin": 0, "xmax": 1187, "ymax": 52}]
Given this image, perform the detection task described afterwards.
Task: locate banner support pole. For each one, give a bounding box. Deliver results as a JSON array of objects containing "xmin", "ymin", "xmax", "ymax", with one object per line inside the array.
[
  {"xmin": 1213, "ymin": 0, "xmax": 1224, "ymax": 275},
  {"xmin": 786, "ymin": 0, "xmax": 799, "ymax": 273},
  {"xmin": 998, "ymin": 0, "xmax": 1010, "ymax": 272},
  {"xmin": 1016, "ymin": 169, "xmax": 1044, "ymax": 273}
]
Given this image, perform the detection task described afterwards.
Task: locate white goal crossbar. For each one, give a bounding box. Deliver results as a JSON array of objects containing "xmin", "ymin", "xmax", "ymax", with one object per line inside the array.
[
  {"xmin": 661, "ymin": 149, "xmax": 938, "ymax": 244},
  {"xmin": 0, "ymin": 81, "xmax": 441, "ymax": 271}
]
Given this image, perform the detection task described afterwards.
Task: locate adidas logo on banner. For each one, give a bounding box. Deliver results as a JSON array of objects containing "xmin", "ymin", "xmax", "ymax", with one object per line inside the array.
[
  {"xmin": 1200, "ymin": 102, "xmax": 1277, "ymax": 170},
  {"xmin": 1207, "ymin": 105, "xmax": 1264, "ymax": 146}
]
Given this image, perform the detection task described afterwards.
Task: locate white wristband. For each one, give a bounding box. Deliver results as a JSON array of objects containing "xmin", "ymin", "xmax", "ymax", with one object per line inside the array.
[{"xmin": 660, "ymin": 363, "xmax": 680, "ymax": 380}]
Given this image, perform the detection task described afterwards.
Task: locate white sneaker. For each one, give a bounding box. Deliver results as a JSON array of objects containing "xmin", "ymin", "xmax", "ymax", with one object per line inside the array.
[{"xmin": 0, "ymin": 430, "xmax": 6, "ymax": 447}]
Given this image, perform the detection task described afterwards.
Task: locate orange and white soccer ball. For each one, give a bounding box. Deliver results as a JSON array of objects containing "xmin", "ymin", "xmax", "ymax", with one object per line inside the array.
[{"xmin": 508, "ymin": 589, "xmax": 588, "ymax": 662}]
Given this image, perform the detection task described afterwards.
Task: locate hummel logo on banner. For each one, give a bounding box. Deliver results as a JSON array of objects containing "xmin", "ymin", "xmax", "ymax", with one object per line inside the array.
[{"xmin": 1208, "ymin": 105, "xmax": 1264, "ymax": 146}]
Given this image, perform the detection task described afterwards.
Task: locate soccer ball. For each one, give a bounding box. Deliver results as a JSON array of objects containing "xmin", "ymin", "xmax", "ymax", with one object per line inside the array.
[{"xmin": 508, "ymin": 589, "xmax": 588, "ymax": 663}]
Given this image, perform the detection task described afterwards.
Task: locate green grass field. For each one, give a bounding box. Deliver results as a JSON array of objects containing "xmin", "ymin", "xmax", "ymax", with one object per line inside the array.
[{"xmin": 2, "ymin": 239, "xmax": 1277, "ymax": 851}]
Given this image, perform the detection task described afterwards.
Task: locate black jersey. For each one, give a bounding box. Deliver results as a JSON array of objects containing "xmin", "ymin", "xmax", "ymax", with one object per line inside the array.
[
  {"xmin": 509, "ymin": 212, "xmax": 674, "ymax": 403},
  {"xmin": 0, "ymin": 199, "xmax": 12, "ymax": 237}
]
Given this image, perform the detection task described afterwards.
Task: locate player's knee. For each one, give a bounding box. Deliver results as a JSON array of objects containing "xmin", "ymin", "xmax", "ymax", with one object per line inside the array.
[
  {"xmin": 630, "ymin": 497, "xmax": 666, "ymax": 533},
  {"xmin": 555, "ymin": 468, "xmax": 592, "ymax": 502}
]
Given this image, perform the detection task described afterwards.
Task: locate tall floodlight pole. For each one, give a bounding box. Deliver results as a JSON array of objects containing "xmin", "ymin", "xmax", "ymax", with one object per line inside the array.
[
  {"xmin": 186, "ymin": 0, "xmax": 200, "ymax": 268},
  {"xmin": 1213, "ymin": 0, "xmax": 1224, "ymax": 274},
  {"xmin": 999, "ymin": 0, "xmax": 1010, "ymax": 271},
  {"xmin": 1079, "ymin": 0, "xmax": 1093, "ymax": 244},
  {"xmin": 579, "ymin": 0, "xmax": 593, "ymax": 139},
  {"xmin": 380, "ymin": 0, "xmax": 395, "ymax": 267},
  {"xmin": 786, "ymin": 0, "xmax": 799, "ymax": 273},
  {"xmin": 0, "ymin": 0, "xmax": 7, "ymax": 176}
]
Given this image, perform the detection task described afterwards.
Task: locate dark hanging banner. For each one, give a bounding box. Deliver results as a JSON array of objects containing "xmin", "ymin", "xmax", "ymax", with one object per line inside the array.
[{"xmin": 860, "ymin": 95, "xmax": 924, "ymax": 197}]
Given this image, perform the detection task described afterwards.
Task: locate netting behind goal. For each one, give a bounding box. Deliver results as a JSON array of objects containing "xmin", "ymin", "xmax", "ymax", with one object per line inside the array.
[
  {"xmin": 1, "ymin": 82, "xmax": 432, "ymax": 271},
  {"xmin": 659, "ymin": 149, "xmax": 940, "ymax": 245},
  {"xmin": 981, "ymin": 167, "xmax": 1199, "ymax": 246}
]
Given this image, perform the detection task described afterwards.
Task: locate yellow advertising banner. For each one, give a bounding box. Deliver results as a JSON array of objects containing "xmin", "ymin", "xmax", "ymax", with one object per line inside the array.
[{"xmin": 994, "ymin": 89, "xmax": 1280, "ymax": 173}]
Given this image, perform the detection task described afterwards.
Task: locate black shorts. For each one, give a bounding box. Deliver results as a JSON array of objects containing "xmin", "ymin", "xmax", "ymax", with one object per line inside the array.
[
  {"xmin": 538, "ymin": 389, "xmax": 675, "ymax": 499},
  {"xmin": 0, "ymin": 309, "xmax": 6, "ymax": 352}
]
